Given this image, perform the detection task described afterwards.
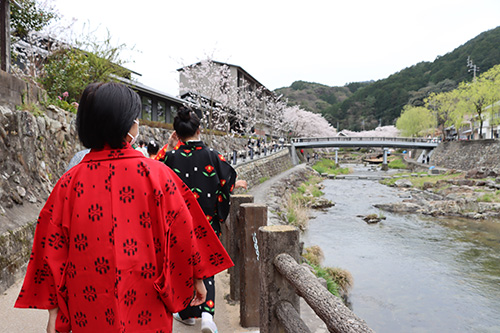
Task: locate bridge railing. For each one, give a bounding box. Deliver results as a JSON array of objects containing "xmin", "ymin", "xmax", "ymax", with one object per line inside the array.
[
  {"xmin": 292, "ymin": 136, "xmax": 431, "ymax": 143},
  {"xmin": 226, "ymin": 197, "xmax": 374, "ymax": 332}
]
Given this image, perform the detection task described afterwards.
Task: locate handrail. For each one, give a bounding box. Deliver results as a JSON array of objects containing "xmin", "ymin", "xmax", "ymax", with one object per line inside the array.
[
  {"xmin": 291, "ymin": 136, "xmax": 434, "ymax": 143},
  {"xmin": 250, "ymin": 223, "xmax": 374, "ymax": 333},
  {"xmin": 274, "ymin": 253, "xmax": 374, "ymax": 333}
]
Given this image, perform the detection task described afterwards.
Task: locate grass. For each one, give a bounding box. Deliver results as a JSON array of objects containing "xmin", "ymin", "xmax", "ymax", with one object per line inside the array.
[
  {"xmin": 388, "ymin": 157, "xmax": 407, "ymax": 169},
  {"xmin": 303, "ymin": 245, "xmax": 324, "ymax": 266},
  {"xmin": 312, "ymin": 159, "xmax": 351, "ymax": 175},
  {"xmin": 259, "ymin": 176, "xmax": 269, "ymax": 184},
  {"xmin": 282, "ymin": 174, "xmax": 326, "ymax": 230},
  {"xmin": 302, "ymin": 246, "xmax": 354, "ymax": 298},
  {"xmin": 380, "ymin": 170, "xmax": 464, "ymax": 189},
  {"xmin": 285, "ymin": 194, "xmax": 309, "ymax": 230},
  {"xmin": 365, "ymin": 211, "xmax": 386, "ymax": 220},
  {"xmin": 477, "ymin": 190, "xmax": 500, "ymax": 202},
  {"xmin": 17, "ymin": 102, "xmax": 44, "ymax": 116}
]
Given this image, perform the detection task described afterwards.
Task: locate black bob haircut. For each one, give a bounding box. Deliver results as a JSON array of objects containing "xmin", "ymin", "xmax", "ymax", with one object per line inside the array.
[
  {"xmin": 76, "ymin": 82, "xmax": 141, "ymax": 149},
  {"xmin": 173, "ymin": 106, "xmax": 200, "ymax": 141}
]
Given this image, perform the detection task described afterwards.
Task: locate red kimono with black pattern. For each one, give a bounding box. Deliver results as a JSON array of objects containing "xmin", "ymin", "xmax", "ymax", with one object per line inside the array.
[{"xmin": 14, "ymin": 144, "xmax": 233, "ymax": 333}]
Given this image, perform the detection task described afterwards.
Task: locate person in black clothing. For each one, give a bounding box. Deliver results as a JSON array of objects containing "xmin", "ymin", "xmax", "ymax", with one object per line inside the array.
[{"xmin": 159, "ymin": 107, "xmax": 246, "ymax": 333}]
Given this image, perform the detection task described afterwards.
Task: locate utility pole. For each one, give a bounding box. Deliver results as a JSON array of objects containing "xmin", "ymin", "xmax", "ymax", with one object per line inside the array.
[{"xmin": 467, "ymin": 56, "xmax": 479, "ymax": 81}]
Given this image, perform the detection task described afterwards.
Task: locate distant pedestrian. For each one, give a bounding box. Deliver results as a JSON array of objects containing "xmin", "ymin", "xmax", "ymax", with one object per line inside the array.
[
  {"xmin": 147, "ymin": 140, "xmax": 159, "ymax": 159},
  {"xmin": 135, "ymin": 140, "xmax": 148, "ymax": 156}
]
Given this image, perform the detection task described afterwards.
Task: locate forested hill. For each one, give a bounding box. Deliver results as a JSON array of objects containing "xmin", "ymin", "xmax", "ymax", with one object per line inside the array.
[{"xmin": 275, "ymin": 26, "xmax": 500, "ymax": 131}]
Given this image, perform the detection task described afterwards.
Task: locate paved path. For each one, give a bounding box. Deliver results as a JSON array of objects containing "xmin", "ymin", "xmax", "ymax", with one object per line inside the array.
[{"xmin": 0, "ymin": 270, "xmax": 258, "ymax": 333}]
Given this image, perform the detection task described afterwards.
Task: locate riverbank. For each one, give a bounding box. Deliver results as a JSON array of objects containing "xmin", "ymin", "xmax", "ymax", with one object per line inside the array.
[{"xmin": 375, "ymin": 167, "xmax": 500, "ymax": 219}]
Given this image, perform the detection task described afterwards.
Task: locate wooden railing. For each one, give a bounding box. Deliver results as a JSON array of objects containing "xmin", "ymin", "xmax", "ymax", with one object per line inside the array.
[{"xmin": 226, "ymin": 195, "xmax": 374, "ymax": 333}]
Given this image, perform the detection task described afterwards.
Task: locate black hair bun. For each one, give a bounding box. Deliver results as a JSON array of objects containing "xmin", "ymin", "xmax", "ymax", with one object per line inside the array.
[{"xmin": 178, "ymin": 107, "xmax": 191, "ymax": 122}]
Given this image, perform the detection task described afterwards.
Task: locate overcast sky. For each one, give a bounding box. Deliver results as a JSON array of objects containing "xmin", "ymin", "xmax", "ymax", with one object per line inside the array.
[{"xmin": 49, "ymin": 0, "xmax": 500, "ymax": 97}]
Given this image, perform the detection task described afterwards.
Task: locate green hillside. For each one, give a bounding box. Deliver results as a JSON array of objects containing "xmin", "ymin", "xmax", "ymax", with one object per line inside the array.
[
  {"xmin": 275, "ymin": 26, "xmax": 500, "ymax": 131},
  {"xmin": 275, "ymin": 81, "xmax": 359, "ymax": 113}
]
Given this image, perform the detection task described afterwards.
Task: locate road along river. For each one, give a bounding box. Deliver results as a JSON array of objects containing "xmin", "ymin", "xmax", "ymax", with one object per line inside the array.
[{"xmin": 302, "ymin": 164, "xmax": 500, "ymax": 333}]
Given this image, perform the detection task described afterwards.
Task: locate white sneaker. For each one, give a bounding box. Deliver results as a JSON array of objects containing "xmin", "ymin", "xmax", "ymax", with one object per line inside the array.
[
  {"xmin": 173, "ymin": 313, "xmax": 195, "ymax": 326},
  {"xmin": 201, "ymin": 318, "xmax": 218, "ymax": 333}
]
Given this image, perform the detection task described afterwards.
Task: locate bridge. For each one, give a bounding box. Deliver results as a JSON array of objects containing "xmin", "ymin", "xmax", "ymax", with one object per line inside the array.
[
  {"xmin": 290, "ymin": 136, "xmax": 439, "ymax": 167},
  {"xmin": 291, "ymin": 136, "xmax": 439, "ymax": 149}
]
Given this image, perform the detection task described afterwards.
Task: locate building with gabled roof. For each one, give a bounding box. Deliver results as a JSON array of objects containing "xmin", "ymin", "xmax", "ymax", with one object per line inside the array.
[{"xmin": 177, "ymin": 60, "xmax": 277, "ymax": 136}]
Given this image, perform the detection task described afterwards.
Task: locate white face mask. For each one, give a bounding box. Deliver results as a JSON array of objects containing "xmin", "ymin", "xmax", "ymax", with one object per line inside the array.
[{"xmin": 127, "ymin": 120, "xmax": 140, "ymax": 145}]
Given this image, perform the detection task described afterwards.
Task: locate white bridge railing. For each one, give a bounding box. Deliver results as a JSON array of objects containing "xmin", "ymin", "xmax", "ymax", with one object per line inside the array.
[{"xmin": 292, "ymin": 136, "xmax": 434, "ymax": 143}]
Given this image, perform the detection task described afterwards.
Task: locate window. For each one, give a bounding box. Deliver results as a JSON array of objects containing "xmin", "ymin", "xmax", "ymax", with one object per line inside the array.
[
  {"xmin": 157, "ymin": 101, "xmax": 166, "ymax": 123},
  {"xmin": 170, "ymin": 105, "xmax": 178, "ymax": 123},
  {"xmin": 142, "ymin": 97, "xmax": 152, "ymax": 121}
]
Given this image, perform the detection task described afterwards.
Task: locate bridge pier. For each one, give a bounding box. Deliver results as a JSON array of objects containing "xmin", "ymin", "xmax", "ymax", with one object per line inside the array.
[
  {"xmin": 381, "ymin": 147, "xmax": 389, "ymax": 171},
  {"xmin": 289, "ymin": 144, "xmax": 299, "ymax": 165},
  {"xmin": 334, "ymin": 148, "xmax": 339, "ymax": 165}
]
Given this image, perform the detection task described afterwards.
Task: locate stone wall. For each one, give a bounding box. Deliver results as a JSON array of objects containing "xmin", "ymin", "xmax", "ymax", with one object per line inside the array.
[
  {"xmin": 235, "ymin": 149, "xmax": 293, "ymax": 188},
  {"xmin": 431, "ymin": 140, "xmax": 500, "ymax": 171},
  {"xmin": 0, "ymin": 70, "xmax": 45, "ymax": 109}
]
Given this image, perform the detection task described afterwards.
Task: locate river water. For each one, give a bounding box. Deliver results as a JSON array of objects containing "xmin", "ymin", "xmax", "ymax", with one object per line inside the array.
[{"xmin": 301, "ymin": 164, "xmax": 500, "ymax": 333}]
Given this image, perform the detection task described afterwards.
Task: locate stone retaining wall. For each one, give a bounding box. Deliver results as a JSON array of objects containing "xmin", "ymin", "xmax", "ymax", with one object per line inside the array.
[
  {"xmin": 235, "ymin": 149, "xmax": 293, "ymax": 188},
  {"xmin": 431, "ymin": 139, "xmax": 500, "ymax": 171},
  {"xmin": 0, "ymin": 70, "xmax": 45, "ymax": 109}
]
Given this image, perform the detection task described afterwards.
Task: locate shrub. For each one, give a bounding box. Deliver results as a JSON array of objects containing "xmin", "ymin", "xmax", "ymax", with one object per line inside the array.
[{"xmin": 39, "ymin": 48, "xmax": 91, "ymax": 103}]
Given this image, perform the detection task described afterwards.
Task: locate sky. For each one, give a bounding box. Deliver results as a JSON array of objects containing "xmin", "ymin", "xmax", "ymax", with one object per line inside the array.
[{"xmin": 48, "ymin": 0, "xmax": 500, "ymax": 97}]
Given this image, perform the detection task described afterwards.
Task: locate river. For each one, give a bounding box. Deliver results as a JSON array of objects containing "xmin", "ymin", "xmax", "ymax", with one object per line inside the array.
[{"xmin": 301, "ymin": 164, "xmax": 500, "ymax": 333}]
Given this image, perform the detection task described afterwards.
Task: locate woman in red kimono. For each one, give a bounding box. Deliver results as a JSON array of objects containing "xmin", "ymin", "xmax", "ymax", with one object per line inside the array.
[
  {"xmin": 158, "ymin": 107, "xmax": 246, "ymax": 333},
  {"xmin": 14, "ymin": 82, "xmax": 233, "ymax": 333}
]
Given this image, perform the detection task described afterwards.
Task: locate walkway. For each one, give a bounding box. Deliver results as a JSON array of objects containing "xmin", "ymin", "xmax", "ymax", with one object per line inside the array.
[{"xmin": 0, "ymin": 270, "xmax": 257, "ymax": 333}]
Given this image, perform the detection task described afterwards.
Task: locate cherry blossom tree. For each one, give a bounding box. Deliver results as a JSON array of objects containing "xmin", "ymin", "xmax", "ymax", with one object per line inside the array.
[
  {"xmin": 283, "ymin": 105, "xmax": 337, "ymax": 138},
  {"xmin": 179, "ymin": 59, "xmax": 236, "ymax": 143},
  {"xmin": 263, "ymin": 94, "xmax": 287, "ymax": 138},
  {"xmin": 179, "ymin": 58, "xmax": 286, "ymax": 143},
  {"xmin": 179, "ymin": 58, "xmax": 338, "ymax": 143}
]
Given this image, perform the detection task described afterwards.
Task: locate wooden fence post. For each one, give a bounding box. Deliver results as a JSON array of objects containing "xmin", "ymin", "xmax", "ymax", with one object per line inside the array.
[
  {"xmin": 239, "ymin": 203, "xmax": 267, "ymax": 328},
  {"xmin": 227, "ymin": 194, "xmax": 254, "ymax": 301},
  {"xmin": 259, "ymin": 225, "xmax": 301, "ymax": 333}
]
